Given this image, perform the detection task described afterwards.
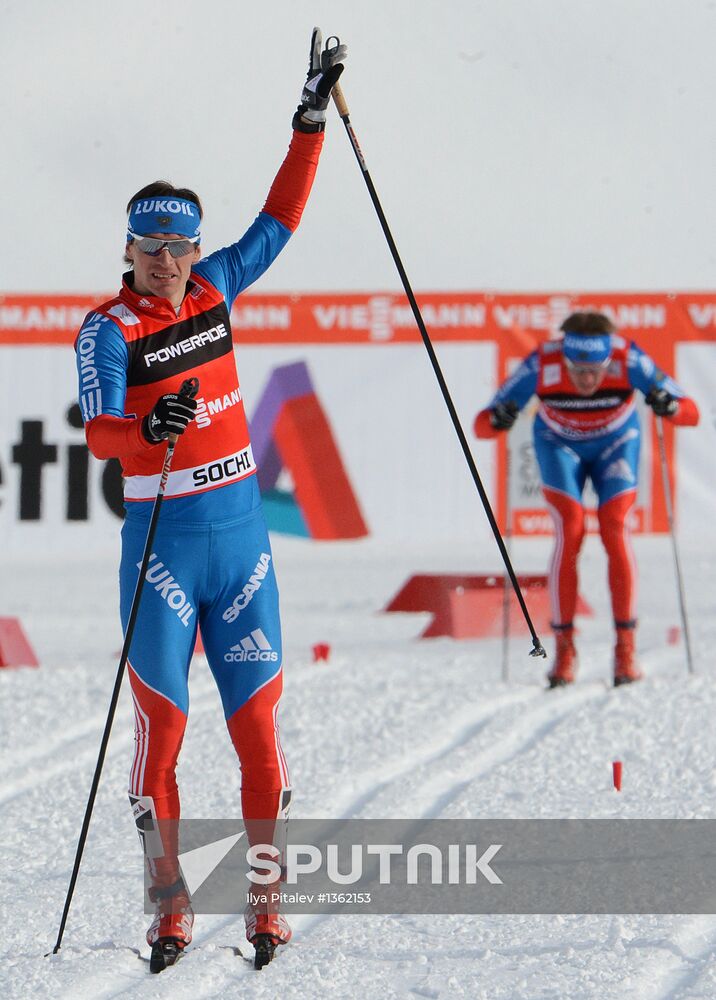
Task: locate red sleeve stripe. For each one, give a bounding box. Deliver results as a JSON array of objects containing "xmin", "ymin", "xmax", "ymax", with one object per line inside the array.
[
  {"xmin": 86, "ymin": 414, "xmax": 156, "ymax": 460},
  {"xmin": 671, "ymin": 396, "xmax": 700, "ymax": 426},
  {"xmin": 262, "ymin": 130, "xmax": 325, "ymax": 233},
  {"xmin": 473, "ymin": 408, "xmax": 501, "ymax": 439}
]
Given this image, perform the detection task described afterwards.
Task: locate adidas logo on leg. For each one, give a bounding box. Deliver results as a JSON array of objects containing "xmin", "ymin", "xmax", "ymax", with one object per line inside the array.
[{"xmin": 224, "ymin": 628, "xmax": 279, "ymax": 663}]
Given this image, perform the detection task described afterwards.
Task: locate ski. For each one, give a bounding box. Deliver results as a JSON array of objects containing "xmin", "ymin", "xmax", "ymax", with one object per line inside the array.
[
  {"xmin": 252, "ymin": 933, "xmax": 278, "ymax": 970},
  {"xmin": 143, "ymin": 932, "xmax": 281, "ymax": 972},
  {"xmin": 149, "ymin": 938, "xmax": 185, "ymax": 974}
]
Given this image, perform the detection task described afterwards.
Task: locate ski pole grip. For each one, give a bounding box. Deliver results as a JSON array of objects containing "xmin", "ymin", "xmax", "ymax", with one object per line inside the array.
[
  {"xmin": 168, "ymin": 377, "xmax": 200, "ymax": 445},
  {"xmin": 178, "ymin": 377, "xmax": 200, "ymax": 399},
  {"xmin": 331, "ymin": 80, "xmax": 350, "ymax": 119}
]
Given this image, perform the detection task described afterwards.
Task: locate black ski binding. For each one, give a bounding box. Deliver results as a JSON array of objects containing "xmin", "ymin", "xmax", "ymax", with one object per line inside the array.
[
  {"xmin": 149, "ymin": 938, "xmax": 184, "ymax": 974},
  {"xmin": 547, "ymin": 676, "xmax": 570, "ymax": 689},
  {"xmin": 252, "ymin": 934, "xmax": 277, "ymax": 970}
]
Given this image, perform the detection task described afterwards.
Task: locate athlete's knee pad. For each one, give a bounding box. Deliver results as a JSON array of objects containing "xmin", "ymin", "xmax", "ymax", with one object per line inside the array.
[
  {"xmin": 128, "ymin": 792, "xmax": 182, "ymax": 886},
  {"xmin": 129, "ymin": 794, "xmax": 166, "ymax": 860}
]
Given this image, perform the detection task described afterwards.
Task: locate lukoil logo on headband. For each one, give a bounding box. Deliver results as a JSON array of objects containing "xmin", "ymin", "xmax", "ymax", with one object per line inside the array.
[{"xmin": 132, "ymin": 199, "xmax": 197, "ymax": 216}]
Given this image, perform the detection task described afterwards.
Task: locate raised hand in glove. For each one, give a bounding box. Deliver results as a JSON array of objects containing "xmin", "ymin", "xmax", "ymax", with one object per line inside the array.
[
  {"xmin": 293, "ymin": 27, "xmax": 347, "ymax": 133},
  {"xmin": 489, "ymin": 401, "xmax": 519, "ymax": 431},
  {"xmin": 645, "ymin": 387, "xmax": 679, "ymax": 417},
  {"xmin": 143, "ymin": 392, "xmax": 198, "ymax": 443}
]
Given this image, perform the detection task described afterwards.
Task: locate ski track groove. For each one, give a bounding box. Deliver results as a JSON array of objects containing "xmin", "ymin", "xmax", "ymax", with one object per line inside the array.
[
  {"xmin": 6, "ymin": 714, "xmax": 113, "ymax": 770},
  {"xmin": 619, "ymin": 916, "xmax": 716, "ymax": 1000},
  {"xmin": 420, "ymin": 684, "xmax": 610, "ymax": 818},
  {"xmin": 0, "ymin": 685, "xmax": 222, "ymax": 807},
  {"xmin": 329, "ymin": 684, "xmax": 537, "ymax": 818},
  {"xmin": 51, "ymin": 937, "xmax": 251, "ymax": 1000},
  {"xmin": 336, "ymin": 681, "xmax": 608, "ymax": 821}
]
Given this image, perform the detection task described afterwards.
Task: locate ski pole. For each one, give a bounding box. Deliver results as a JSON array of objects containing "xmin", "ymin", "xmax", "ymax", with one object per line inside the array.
[
  {"xmin": 655, "ymin": 415, "xmax": 695, "ymax": 674},
  {"xmin": 49, "ymin": 377, "xmax": 200, "ymax": 956},
  {"xmin": 501, "ymin": 445, "xmax": 513, "ymax": 681},
  {"xmin": 330, "ymin": 78, "xmax": 545, "ymax": 659}
]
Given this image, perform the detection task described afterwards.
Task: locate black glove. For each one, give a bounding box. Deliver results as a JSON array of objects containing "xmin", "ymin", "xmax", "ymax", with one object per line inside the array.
[
  {"xmin": 292, "ymin": 27, "xmax": 347, "ymax": 133},
  {"xmin": 143, "ymin": 392, "xmax": 198, "ymax": 443},
  {"xmin": 489, "ymin": 401, "xmax": 519, "ymax": 431},
  {"xmin": 645, "ymin": 387, "xmax": 679, "ymax": 417}
]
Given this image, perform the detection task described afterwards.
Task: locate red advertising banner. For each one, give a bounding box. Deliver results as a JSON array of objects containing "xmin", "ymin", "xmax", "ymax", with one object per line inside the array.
[
  {"xmin": 1, "ymin": 290, "xmax": 714, "ymax": 535},
  {"xmin": 2, "ymin": 290, "xmax": 716, "ymax": 345}
]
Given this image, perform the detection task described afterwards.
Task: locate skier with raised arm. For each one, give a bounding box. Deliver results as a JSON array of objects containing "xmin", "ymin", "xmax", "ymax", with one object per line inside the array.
[{"xmin": 75, "ymin": 29, "xmax": 346, "ymax": 971}]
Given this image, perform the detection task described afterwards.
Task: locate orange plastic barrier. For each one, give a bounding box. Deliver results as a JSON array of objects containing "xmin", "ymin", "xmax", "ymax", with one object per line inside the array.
[
  {"xmin": 385, "ymin": 574, "xmax": 593, "ymax": 639},
  {"xmin": 0, "ymin": 617, "xmax": 39, "ymax": 667}
]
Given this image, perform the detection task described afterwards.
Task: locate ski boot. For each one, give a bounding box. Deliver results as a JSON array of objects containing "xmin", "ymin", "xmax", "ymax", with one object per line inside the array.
[
  {"xmin": 146, "ymin": 878, "xmax": 194, "ymax": 973},
  {"xmin": 245, "ymin": 903, "xmax": 292, "ymax": 969},
  {"xmin": 547, "ymin": 624, "xmax": 577, "ymax": 689},
  {"xmin": 613, "ymin": 623, "xmax": 643, "ymax": 687}
]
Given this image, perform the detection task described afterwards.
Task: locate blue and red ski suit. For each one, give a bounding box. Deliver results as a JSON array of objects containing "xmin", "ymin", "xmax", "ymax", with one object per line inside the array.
[
  {"xmin": 474, "ymin": 335, "xmax": 699, "ymax": 627},
  {"xmin": 75, "ymin": 131, "xmax": 323, "ymax": 874}
]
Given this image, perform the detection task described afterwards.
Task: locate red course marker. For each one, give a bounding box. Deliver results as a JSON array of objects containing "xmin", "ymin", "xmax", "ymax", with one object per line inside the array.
[
  {"xmin": 667, "ymin": 626, "xmax": 680, "ymax": 645},
  {"xmin": 612, "ymin": 761, "xmax": 623, "ymax": 792},
  {"xmin": 312, "ymin": 643, "xmax": 331, "ymax": 662}
]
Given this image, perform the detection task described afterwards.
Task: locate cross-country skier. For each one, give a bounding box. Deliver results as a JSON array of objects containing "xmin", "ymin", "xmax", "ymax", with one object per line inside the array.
[
  {"xmin": 473, "ymin": 311, "xmax": 699, "ymax": 688},
  {"xmin": 74, "ymin": 29, "xmax": 346, "ymax": 972}
]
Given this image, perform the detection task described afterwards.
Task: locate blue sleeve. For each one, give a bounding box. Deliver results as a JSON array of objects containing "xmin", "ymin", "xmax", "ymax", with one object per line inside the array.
[
  {"xmin": 488, "ymin": 351, "xmax": 539, "ymax": 410},
  {"xmin": 76, "ymin": 312, "xmax": 129, "ymax": 422},
  {"xmin": 192, "ymin": 212, "xmax": 292, "ymax": 310},
  {"xmin": 626, "ymin": 342, "xmax": 687, "ymax": 398}
]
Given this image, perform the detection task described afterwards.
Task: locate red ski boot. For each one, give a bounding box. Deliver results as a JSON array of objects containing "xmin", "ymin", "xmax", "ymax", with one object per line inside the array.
[
  {"xmin": 547, "ymin": 626, "xmax": 577, "ymax": 688},
  {"xmin": 146, "ymin": 879, "xmax": 194, "ymax": 973},
  {"xmin": 613, "ymin": 625, "xmax": 643, "ymax": 687}
]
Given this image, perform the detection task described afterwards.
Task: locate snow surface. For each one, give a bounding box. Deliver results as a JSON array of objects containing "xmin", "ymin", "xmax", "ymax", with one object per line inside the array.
[{"xmin": 2, "ymin": 530, "xmax": 716, "ymax": 999}]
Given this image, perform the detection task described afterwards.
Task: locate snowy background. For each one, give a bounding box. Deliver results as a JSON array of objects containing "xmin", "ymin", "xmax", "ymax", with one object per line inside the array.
[
  {"xmin": 1, "ymin": 0, "xmax": 715, "ymax": 292},
  {"xmin": 2, "ymin": 1, "xmax": 716, "ymax": 998}
]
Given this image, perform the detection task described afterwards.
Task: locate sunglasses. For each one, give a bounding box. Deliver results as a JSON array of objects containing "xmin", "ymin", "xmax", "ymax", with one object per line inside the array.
[
  {"xmin": 565, "ymin": 357, "xmax": 611, "ymax": 375},
  {"xmin": 131, "ymin": 235, "xmax": 200, "ymax": 258}
]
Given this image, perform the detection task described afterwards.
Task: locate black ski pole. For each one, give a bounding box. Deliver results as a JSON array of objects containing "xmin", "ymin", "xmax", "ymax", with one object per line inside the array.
[
  {"xmin": 655, "ymin": 415, "xmax": 694, "ymax": 675},
  {"xmin": 49, "ymin": 377, "xmax": 200, "ymax": 956},
  {"xmin": 501, "ymin": 446, "xmax": 513, "ymax": 681},
  {"xmin": 330, "ymin": 79, "xmax": 545, "ymax": 658}
]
